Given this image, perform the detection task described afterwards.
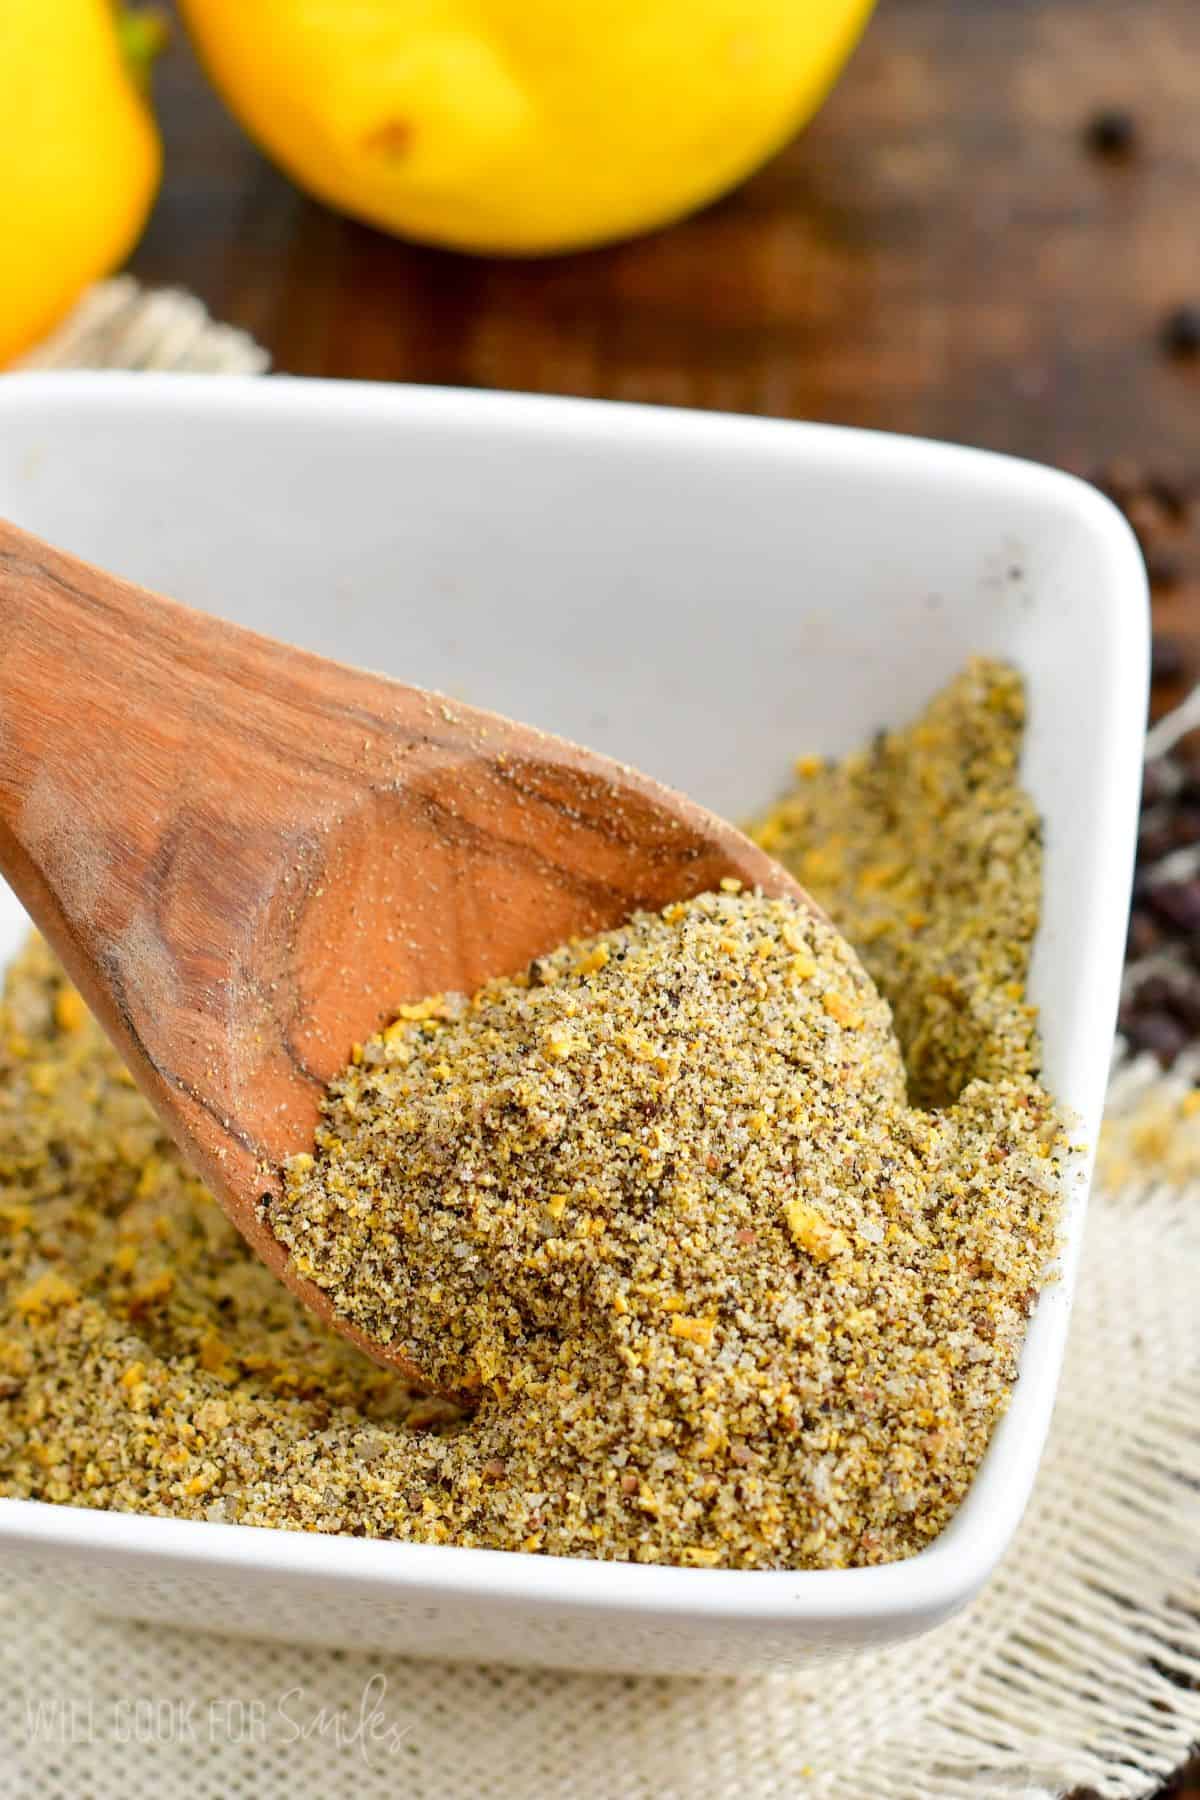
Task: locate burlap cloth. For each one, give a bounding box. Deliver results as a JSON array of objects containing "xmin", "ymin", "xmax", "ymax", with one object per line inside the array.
[{"xmin": 1, "ymin": 279, "xmax": 1198, "ymax": 1800}]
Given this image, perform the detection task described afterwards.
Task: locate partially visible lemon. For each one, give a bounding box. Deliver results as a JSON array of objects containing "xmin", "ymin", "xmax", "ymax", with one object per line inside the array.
[
  {"xmin": 1, "ymin": 3, "xmax": 163, "ymax": 366},
  {"xmin": 180, "ymin": 0, "xmax": 874, "ymax": 255}
]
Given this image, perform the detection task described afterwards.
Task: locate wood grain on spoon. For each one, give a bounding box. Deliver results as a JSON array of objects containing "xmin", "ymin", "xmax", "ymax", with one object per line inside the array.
[{"xmin": 0, "ymin": 517, "xmax": 812, "ymax": 1388}]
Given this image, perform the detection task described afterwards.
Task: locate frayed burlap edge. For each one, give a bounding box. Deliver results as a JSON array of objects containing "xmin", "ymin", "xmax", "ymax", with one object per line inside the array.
[{"xmin": 15, "ymin": 276, "xmax": 268, "ymax": 375}]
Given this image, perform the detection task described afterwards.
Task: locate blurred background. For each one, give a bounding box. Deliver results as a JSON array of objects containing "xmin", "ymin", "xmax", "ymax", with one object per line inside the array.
[
  {"xmin": 38, "ymin": 0, "xmax": 1195, "ymax": 704},
  {"xmin": 133, "ymin": 0, "xmax": 1197, "ymax": 459}
]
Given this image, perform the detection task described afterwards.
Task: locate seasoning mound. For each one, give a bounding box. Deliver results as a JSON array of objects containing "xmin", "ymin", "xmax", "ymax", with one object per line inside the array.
[
  {"xmin": 751, "ymin": 658, "xmax": 1042, "ymax": 1106},
  {"xmin": 0, "ymin": 658, "xmax": 1065, "ymax": 1569},
  {"xmin": 270, "ymin": 890, "xmax": 904, "ymax": 1398}
]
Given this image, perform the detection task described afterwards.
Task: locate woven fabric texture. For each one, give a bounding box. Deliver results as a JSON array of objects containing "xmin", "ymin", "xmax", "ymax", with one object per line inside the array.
[{"xmin": 0, "ymin": 279, "xmax": 1196, "ymax": 1800}]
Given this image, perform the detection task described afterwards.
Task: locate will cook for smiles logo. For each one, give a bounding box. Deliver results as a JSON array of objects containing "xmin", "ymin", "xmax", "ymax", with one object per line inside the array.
[{"xmin": 15, "ymin": 1672, "xmax": 414, "ymax": 1767}]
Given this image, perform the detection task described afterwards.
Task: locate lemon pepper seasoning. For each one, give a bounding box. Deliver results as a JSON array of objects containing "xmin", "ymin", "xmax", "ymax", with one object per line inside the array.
[{"xmin": 0, "ymin": 658, "xmax": 1065, "ymax": 1569}]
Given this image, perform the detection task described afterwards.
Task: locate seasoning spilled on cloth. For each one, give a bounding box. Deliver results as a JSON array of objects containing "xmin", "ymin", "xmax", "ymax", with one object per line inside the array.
[{"xmin": 0, "ymin": 659, "xmax": 1065, "ymax": 1569}]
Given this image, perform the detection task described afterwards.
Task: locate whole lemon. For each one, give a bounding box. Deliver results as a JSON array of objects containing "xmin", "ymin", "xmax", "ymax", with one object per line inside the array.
[
  {"xmin": 180, "ymin": 0, "xmax": 874, "ymax": 254},
  {"xmin": 1, "ymin": 3, "xmax": 163, "ymax": 366}
]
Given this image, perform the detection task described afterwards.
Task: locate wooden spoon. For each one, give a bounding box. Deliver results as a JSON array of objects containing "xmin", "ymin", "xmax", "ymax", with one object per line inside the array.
[{"xmin": 0, "ymin": 517, "xmax": 811, "ymax": 1388}]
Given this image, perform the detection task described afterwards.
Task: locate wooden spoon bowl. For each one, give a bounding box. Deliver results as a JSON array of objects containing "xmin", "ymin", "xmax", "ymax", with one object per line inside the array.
[{"xmin": 0, "ymin": 518, "xmax": 812, "ymax": 1387}]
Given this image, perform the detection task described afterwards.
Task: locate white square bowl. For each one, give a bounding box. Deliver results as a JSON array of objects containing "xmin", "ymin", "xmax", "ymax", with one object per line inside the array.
[{"xmin": 0, "ymin": 373, "xmax": 1146, "ymax": 1675}]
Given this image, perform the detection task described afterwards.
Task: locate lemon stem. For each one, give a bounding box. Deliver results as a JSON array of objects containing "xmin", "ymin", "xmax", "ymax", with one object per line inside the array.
[{"xmin": 115, "ymin": 5, "xmax": 170, "ymax": 94}]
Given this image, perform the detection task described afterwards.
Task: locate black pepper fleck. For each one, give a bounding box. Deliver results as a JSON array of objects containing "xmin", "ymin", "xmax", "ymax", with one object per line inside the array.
[
  {"xmin": 1161, "ymin": 305, "xmax": 1200, "ymax": 361},
  {"xmin": 1083, "ymin": 108, "xmax": 1138, "ymax": 158}
]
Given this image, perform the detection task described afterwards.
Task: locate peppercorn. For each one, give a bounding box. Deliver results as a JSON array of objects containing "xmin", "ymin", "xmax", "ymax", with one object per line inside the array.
[
  {"xmin": 1083, "ymin": 108, "xmax": 1138, "ymax": 158},
  {"xmin": 1161, "ymin": 305, "xmax": 1200, "ymax": 361},
  {"xmin": 1151, "ymin": 634, "xmax": 1186, "ymax": 684}
]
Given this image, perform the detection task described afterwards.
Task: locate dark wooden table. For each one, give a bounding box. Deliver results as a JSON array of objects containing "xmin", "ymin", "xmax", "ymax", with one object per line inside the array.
[{"xmin": 130, "ymin": 2, "xmax": 1198, "ymax": 1791}]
